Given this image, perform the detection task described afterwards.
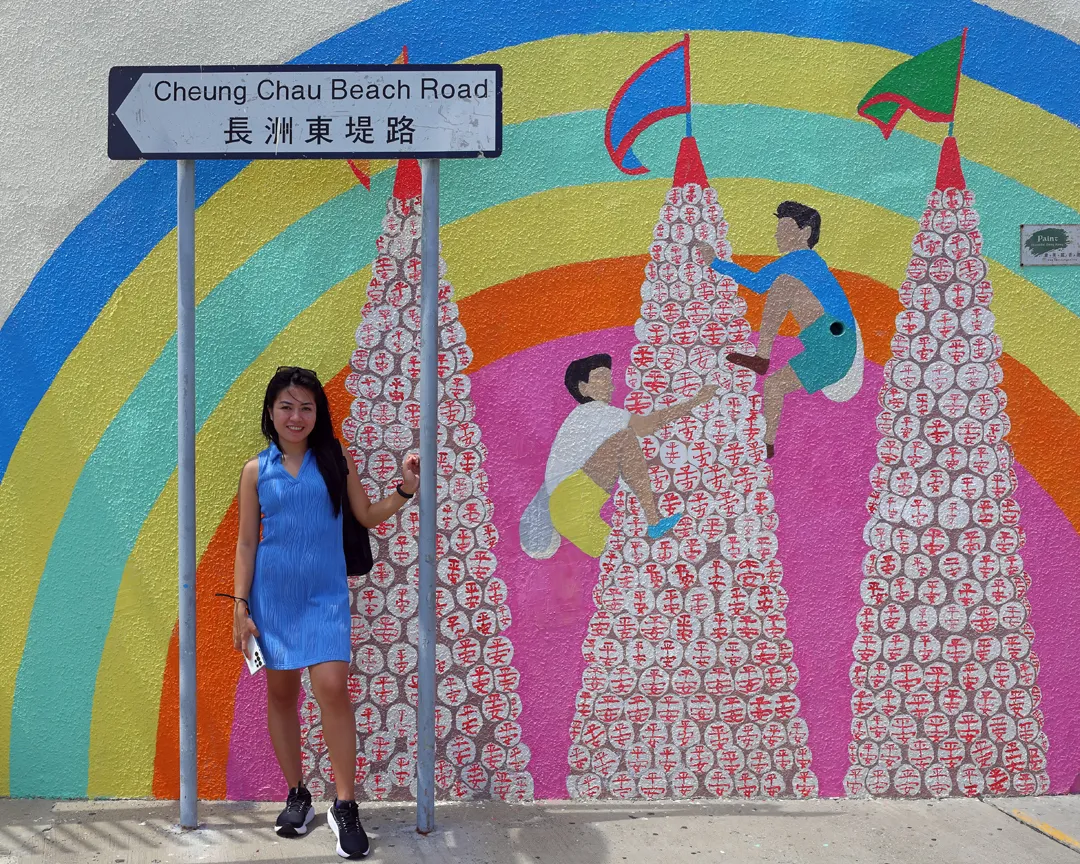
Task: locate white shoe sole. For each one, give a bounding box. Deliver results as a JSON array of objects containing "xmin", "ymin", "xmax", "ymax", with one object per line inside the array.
[
  {"xmin": 275, "ymin": 805, "xmax": 314, "ymax": 837},
  {"xmin": 328, "ymin": 804, "xmax": 370, "ymax": 859}
]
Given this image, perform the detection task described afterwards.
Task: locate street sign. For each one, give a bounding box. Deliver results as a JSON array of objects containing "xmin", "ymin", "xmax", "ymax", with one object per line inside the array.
[
  {"xmin": 108, "ymin": 64, "xmax": 502, "ymax": 160},
  {"xmin": 110, "ymin": 60, "xmax": 501, "ymax": 836},
  {"xmin": 1020, "ymin": 224, "xmax": 1080, "ymax": 266}
]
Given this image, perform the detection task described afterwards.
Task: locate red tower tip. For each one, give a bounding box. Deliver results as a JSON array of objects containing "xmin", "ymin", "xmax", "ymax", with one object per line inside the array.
[
  {"xmin": 673, "ymin": 137, "xmax": 708, "ymax": 188},
  {"xmin": 392, "ymin": 158, "xmax": 423, "ymax": 204},
  {"xmin": 935, "ymin": 136, "xmax": 966, "ymax": 191}
]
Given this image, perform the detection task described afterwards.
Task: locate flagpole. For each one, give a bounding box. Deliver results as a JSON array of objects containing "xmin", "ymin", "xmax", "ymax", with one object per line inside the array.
[
  {"xmin": 948, "ymin": 28, "xmax": 969, "ymax": 139},
  {"xmin": 684, "ymin": 32, "xmax": 693, "ymax": 139}
]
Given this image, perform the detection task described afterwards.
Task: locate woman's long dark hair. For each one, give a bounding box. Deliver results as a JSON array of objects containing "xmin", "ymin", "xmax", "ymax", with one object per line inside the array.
[{"xmin": 261, "ymin": 367, "xmax": 344, "ymax": 515}]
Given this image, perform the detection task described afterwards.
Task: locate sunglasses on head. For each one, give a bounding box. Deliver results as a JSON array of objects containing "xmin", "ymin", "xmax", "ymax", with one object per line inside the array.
[{"xmin": 277, "ymin": 365, "xmax": 318, "ymax": 379}]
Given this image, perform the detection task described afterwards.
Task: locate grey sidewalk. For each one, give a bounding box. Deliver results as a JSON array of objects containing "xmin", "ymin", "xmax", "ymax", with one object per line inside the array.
[{"xmin": 3, "ymin": 795, "xmax": 1080, "ymax": 864}]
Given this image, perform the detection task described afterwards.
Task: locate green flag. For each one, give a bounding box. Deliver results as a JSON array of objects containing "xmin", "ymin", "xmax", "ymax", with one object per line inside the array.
[{"xmin": 858, "ymin": 31, "xmax": 966, "ymax": 139}]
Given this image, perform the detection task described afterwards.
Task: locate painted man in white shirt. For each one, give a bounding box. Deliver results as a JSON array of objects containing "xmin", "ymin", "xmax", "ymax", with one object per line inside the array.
[{"xmin": 520, "ymin": 354, "xmax": 715, "ymax": 559}]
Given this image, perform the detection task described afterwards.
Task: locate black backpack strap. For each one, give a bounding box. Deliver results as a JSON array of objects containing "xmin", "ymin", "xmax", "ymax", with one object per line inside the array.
[
  {"xmin": 337, "ymin": 444, "xmax": 355, "ymax": 494},
  {"xmin": 337, "ymin": 442, "xmax": 373, "ymax": 576}
]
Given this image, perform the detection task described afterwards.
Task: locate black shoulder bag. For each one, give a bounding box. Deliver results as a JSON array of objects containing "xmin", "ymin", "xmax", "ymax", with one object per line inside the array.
[{"xmin": 337, "ymin": 448, "xmax": 374, "ymax": 575}]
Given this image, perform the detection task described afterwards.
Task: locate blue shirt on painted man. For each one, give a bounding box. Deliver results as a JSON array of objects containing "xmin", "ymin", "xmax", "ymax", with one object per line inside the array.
[{"xmin": 710, "ymin": 249, "xmax": 855, "ymax": 328}]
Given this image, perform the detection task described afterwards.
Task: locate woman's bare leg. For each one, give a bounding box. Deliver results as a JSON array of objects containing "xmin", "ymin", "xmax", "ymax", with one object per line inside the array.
[
  {"xmin": 265, "ymin": 668, "xmax": 304, "ymax": 789},
  {"xmin": 309, "ymin": 661, "xmax": 356, "ymax": 801}
]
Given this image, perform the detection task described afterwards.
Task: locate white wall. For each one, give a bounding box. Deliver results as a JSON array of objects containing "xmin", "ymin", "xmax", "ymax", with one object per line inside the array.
[
  {"xmin": 0, "ymin": 0, "xmax": 400, "ymax": 325},
  {"xmin": 978, "ymin": 0, "xmax": 1080, "ymax": 43}
]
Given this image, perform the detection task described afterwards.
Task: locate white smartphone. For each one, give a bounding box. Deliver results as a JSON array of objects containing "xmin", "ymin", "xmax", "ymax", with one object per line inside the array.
[{"xmin": 245, "ymin": 635, "xmax": 266, "ymax": 675}]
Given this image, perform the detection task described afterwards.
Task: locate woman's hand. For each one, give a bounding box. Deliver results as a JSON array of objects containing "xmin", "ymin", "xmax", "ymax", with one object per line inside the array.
[
  {"xmin": 401, "ymin": 454, "xmax": 420, "ymax": 495},
  {"xmin": 233, "ymin": 603, "xmax": 260, "ymax": 658}
]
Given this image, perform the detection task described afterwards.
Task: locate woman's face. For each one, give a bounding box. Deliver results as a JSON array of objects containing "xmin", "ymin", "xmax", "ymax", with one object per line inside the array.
[{"xmin": 272, "ymin": 385, "xmax": 316, "ymax": 445}]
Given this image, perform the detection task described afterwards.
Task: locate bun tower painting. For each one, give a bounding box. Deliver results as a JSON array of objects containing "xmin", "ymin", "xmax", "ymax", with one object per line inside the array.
[
  {"xmin": 564, "ymin": 35, "xmax": 818, "ymax": 801},
  {"xmin": 847, "ymin": 31, "xmax": 1050, "ymax": 798},
  {"xmin": 297, "ymin": 150, "xmax": 534, "ymax": 803}
]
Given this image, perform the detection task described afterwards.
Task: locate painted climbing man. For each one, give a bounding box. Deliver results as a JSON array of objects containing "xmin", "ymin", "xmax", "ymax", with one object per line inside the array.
[
  {"xmin": 692, "ymin": 201, "xmax": 862, "ymax": 458},
  {"xmin": 519, "ymin": 354, "xmax": 715, "ymax": 560}
]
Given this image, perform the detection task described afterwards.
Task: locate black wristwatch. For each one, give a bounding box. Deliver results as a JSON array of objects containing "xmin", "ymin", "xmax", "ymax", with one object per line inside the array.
[{"xmin": 396, "ymin": 484, "xmax": 415, "ymax": 500}]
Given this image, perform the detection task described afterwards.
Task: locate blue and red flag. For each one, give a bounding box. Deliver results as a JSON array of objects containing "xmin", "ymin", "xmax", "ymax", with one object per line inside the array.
[{"xmin": 605, "ymin": 34, "xmax": 692, "ymax": 176}]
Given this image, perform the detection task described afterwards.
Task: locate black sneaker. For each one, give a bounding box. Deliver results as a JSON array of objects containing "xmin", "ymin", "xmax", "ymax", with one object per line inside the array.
[
  {"xmin": 328, "ymin": 799, "xmax": 370, "ymax": 859},
  {"xmin": 274, "ymin": 785, "xmax": 314, "ymax": 837}
]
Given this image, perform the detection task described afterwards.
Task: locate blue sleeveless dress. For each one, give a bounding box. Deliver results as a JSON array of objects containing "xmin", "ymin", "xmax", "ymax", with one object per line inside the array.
[{"xmin": 248, "ymin": 442, "xmax": 351, "ymax": 670}]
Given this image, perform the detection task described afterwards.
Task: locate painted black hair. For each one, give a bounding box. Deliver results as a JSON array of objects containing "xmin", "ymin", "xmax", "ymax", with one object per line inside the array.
[
  {"xmin": 261, "ymin": 366, "xmax": 344, "ymax": 515},
  {"xmin": 775, "ymin": 201, "xmax": 822, "ymax": 248},
  {"xmin": 565, "ymin": 354, "xmax": 612, "ymax": 404}
]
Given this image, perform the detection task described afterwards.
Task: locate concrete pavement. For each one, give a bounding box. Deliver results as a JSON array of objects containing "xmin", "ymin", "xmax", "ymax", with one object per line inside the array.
[{"xmin": 2, "ymin": 795, "xmax": 1079, "ymax": 864}]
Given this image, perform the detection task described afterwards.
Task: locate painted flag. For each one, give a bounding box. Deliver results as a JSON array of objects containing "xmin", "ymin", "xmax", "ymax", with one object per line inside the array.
[
  {"xmin": 858, "ymin": 30, "xmax": 966, "ymax": 139},
  {"xmin": 346, "ymin": 46, "xmax": 410, "ymax": 189},
  {"xmin": 346, "ymin": 159, "xmax": 372, "ymax": 190},
  {"xmin": 605, "ymin": 34, "xmax": 691, "ymax": 175}
]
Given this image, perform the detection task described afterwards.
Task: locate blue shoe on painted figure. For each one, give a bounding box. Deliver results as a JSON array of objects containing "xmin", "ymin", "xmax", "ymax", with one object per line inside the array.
[{"xmin": 647, "ymin": 514, "xmax": 681, "ymax": 539}]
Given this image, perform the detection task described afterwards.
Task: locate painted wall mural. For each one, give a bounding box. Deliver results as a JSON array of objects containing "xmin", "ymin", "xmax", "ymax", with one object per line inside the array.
[{"xmin": 2, "ymin": 0, "xmax": 1080, "ymax": 806}]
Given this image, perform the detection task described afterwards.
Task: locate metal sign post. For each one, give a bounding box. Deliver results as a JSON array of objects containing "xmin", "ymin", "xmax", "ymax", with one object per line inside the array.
[
  {"xmin": 416, "ymin": 158, "xmax": 439, "ymax": 834},
  {"xmin": 176, "ymin": 159, "xmax": 198, "ymax": 830},
  {"xmin": 109, "ymin": 63, "xmax": 501, "ymax": 834}
]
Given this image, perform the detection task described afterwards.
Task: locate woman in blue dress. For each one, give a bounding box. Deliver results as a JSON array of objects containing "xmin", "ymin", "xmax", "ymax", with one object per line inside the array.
[{"xmin": 231, "ymin": 366, "xmax": 418, "ymax": 859}]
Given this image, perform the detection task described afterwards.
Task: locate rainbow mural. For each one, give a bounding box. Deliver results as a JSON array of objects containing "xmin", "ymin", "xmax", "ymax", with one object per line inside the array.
[{"xmin": 3, "ymin": 0, "xmax": 1080, "ymax": 803}]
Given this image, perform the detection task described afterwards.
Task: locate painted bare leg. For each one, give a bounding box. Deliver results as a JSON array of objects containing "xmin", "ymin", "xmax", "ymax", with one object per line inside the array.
[
  {"xmin": 584, "ymin": 429, "xmax": 658, "ymax": 522},
  {"xmin": 583, "ymin": 428, "xmax": 680, "ymax": 537},
  {"xmin": 762, "ymin": 365, "xmax": 802, "ymax": 458},
  {"xmin": 728, "ymin": 275, "xmax": 825, "ymax": 376}
]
